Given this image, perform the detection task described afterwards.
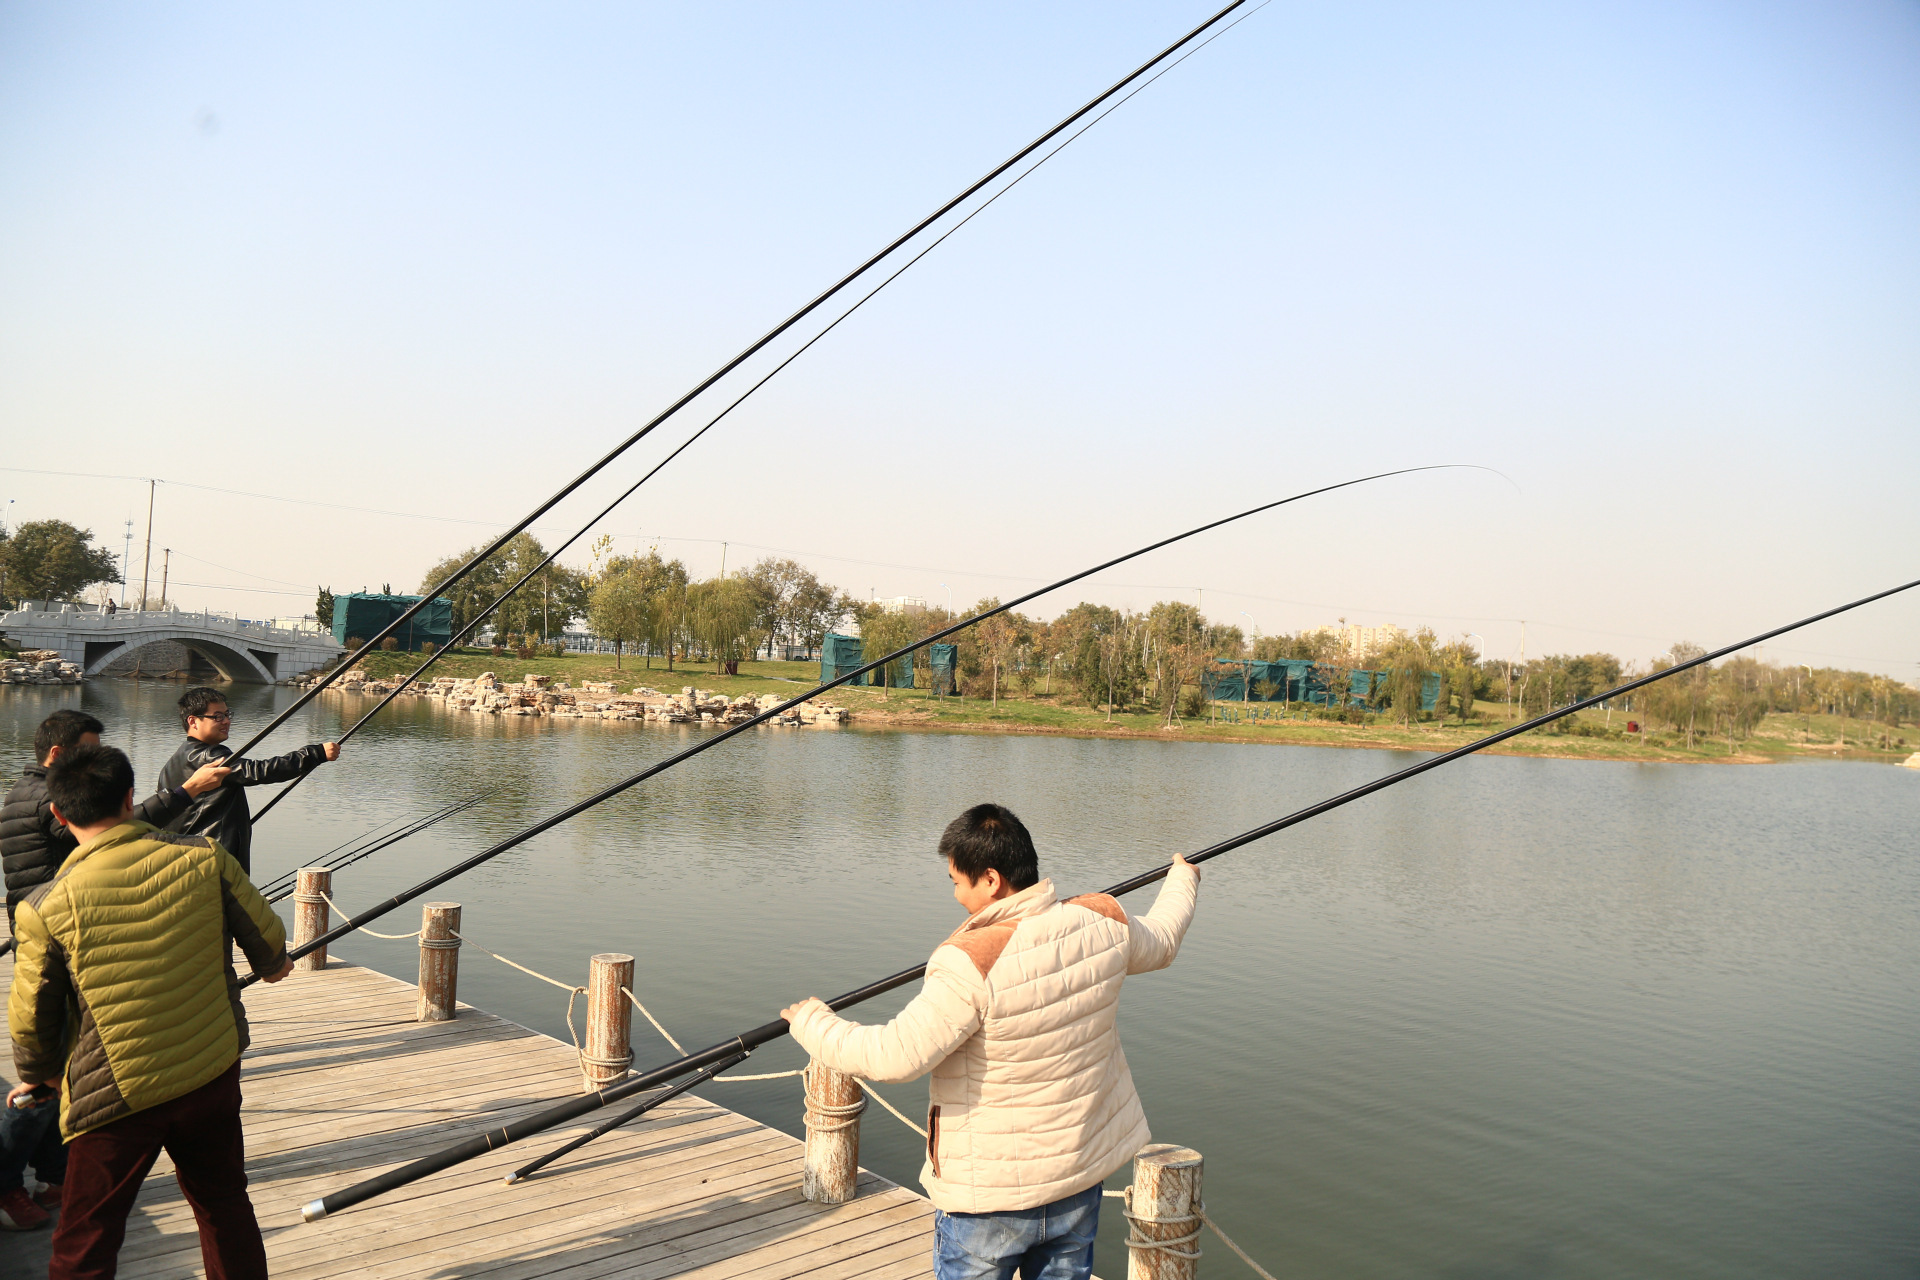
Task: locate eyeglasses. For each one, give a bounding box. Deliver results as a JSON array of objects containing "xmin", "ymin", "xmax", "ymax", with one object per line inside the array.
[{"xmin": 196, "ymin": 712, "xmax": 233, "ymax": 723}]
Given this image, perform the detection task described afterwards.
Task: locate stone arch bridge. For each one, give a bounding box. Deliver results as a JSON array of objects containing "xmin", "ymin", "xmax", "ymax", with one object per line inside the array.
[{"xmin": 1, "ymin": 608, "xmax": 343, "ymax": 684}]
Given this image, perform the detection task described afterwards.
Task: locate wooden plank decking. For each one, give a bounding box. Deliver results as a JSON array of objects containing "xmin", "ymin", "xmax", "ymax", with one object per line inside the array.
[{"xmin": 0, "ymin": 938, "xmax": 936, "ymax": 1280}]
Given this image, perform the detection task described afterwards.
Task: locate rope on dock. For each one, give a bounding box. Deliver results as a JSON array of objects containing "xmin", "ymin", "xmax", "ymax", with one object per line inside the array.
[
  {"xmin": 439, "ymin": 929, "xmax": 596, "ymax": 1080},
  {"xmin": 620, "ymin": 986, "xmax": 686, "ymax": 1054},
  {"xmin": 1103, "ymin": 1189, "xmax": 1280, "ymax": 1280},
  {"xmin": 801, "ymin": 1064, "xmax": 868, "ymax": 1133},
  {"xmin": 316, "ymin": 892, "xmax": 421, "ymax": 940}
]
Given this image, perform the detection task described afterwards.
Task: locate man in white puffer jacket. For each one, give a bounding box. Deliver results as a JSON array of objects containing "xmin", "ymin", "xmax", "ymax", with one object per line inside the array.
[{"xmin": 780, "ymin": 803, "xmax": 1199, "ymax": 1280}]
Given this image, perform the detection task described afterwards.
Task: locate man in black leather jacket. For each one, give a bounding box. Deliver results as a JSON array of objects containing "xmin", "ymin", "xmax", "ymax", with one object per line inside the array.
[
  {"xmin": 1, "ymin": 709, "xmax": 231, "ymax": 927},
  {"xmin": 155, "ymin": 687, "xmax": 340, "ymax": 874}
]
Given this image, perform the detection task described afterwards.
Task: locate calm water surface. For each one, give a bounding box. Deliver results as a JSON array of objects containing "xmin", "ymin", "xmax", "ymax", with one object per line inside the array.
[{"xmin": 4, "ymin": 681, "xmax": 1917, "ymax": 1279}]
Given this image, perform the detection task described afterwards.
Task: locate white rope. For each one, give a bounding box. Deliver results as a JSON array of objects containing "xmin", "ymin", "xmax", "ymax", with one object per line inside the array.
[
  {"xmin": 444, "ymin": 929, "xmax": 598, "ymax": 1084},
  {"xmin": 317, "ymin": 891, "xmax": 421, "ymax": 940},
  {"xmin": 1119, "ymin": 1186, "xmax": 1204, "ymax": 1261},
  {"xmin": 713, "ymin": 1069, "xmax": 806, "ymax": 1082},
  {"xmin": 1106, "ymin": 1187, "xmax": 1281, "ymax": 1280},
  {"xmin": 448, "ymin": 930, "xmax": 583, "ymax": 994},
  {"xmin": 801, "ymin": 1064, "xmax": 869, "ymax": 1133},
  {"xmin": 620, "ymin": 986, "xmax": 685, "ymax": 1054},
  {"xmin": 857, "ymin": 1080, "xmax": 927, "ymax": 1138},
  {"xmin": 1198, "ymin": 1210, "xmax": 1280, "ymax": 1280}
]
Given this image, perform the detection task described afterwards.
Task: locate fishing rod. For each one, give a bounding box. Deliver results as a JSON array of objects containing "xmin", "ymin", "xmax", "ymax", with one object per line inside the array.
[
  {"xmin": 300, "ymin": 571, "xmax": 1920, "ymax": 1222},
  {"xmin": 250, "ymin": 50, "xmax": 1172, "ymax": 826},
  {"xmin": 252, "ymin": 465, "xmax": 1479, "ymax": 983},
  {"xmin": 504, "ymin": 1050, "xmax": 750, "ymax": 1185},
  {"xmin": 259, "ymin": 797, "xmax": 483, "ymax": 905},
  {"xmin": 218, "ymin": 0, "xmax": 1255, "ymax": 770},
  {"xmin": 257, "ymin": 800, "xmax": 468, "ymax": 896}
]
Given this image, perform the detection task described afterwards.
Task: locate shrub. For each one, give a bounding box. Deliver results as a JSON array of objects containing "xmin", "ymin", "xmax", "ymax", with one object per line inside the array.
[
  {"xmin": 1180, "ymin": 687, "xmax": 1207, "ymax": 719},
  {"xmin": 345, "ymin": 636, "xmax": 365, "ymax": 650},
  {"xmin": 489, "ymin": 645, "xmax": 504, "ymax": 658},
  {"xmin": 380, "ymin": 636, "xmax": 399, "ymax": 651},
  {"xmin": 421, "ymin": 642, "xmax": 436, "ymax": 655}
]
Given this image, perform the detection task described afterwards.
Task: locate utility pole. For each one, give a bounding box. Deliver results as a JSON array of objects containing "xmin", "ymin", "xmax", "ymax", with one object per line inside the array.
[
  {"xmin": 138, "ymin": 479, "xmax": 155, "ymax": 610},
  {"xmin": 159, "ymin": 549, "xmax": 171, "ymax": 610},
  {"xmin": 719, "ymin": 542, "xmax": 728, "ymax": 578},
  {"xmin": 121, "ymin": 517, "xmax": 134, "ymax": 602}
]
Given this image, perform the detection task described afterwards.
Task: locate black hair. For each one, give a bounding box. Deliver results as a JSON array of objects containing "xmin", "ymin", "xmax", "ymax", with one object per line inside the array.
[
  {"xmin": 178, "ymin": 686, "xmax": 229, "ymax": 730},
  {"xmin": 36, "ymin": 709, "xmax": 104, "ymax": 765},
  {"xmin": 46, "ymin": 744, "xmax": 135, "ymax": 829},
  {"xmin": 939, "ymin": 803, "xmax": 1039, "ymax": 891}
]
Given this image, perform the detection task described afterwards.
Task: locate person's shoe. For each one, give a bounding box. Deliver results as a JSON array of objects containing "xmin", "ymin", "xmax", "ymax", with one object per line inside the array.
[
  {"xmin": 30, "ymin": 1181, "xmax": 61, "ymax": 1211},
  {"xmin": 0, "ymin": 1187, "xmax": 50, "ymax": 1230}
]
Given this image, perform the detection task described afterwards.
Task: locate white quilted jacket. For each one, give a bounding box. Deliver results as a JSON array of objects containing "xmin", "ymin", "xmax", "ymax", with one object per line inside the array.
[{"xmin": 788, "ymin": 864, "xmax": 1199, "ymax": 1212}]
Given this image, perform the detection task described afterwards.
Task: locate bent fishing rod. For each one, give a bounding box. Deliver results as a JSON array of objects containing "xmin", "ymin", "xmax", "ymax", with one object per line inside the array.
[
  {"xmin": 302, "ymin": 571, "xmax": 1920, "ymax": 1221},
  {"xmin": 219, "ymin": 0, "xmax": 1254, "ymax": 771},
  {"xmin": 253, "ymin": 465, "xmax": 1478, "ymax": 984},
  {"xmin": 250, "ymin": 59, "xmax": 1167, "ymax": 825}
]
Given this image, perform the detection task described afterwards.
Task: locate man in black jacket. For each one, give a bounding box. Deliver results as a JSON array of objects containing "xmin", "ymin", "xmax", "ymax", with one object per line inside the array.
[
  {"xmin": 1, "ymin": 710, "xmax": 231, "ymax": 928},
  {"xmin": 155, "ymin": 687, "xmax": 339, "ymax": 874}
]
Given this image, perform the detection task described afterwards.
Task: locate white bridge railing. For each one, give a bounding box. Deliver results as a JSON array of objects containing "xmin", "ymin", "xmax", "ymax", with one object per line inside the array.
[{"xmin": 0, "ymin": 608, "xmax": 325, "ymax": 645}]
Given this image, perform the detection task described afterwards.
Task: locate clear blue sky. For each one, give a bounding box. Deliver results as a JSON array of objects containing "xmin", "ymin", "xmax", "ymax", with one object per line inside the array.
[{"xmin": 3, "ymin": 2, "xmax": 1915, "ymax": 676}]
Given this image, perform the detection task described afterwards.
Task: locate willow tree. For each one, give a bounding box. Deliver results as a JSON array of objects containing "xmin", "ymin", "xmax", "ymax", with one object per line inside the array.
[{"xmin": 689, "ymin": 576, "xmax": 759, "ymax": 674}]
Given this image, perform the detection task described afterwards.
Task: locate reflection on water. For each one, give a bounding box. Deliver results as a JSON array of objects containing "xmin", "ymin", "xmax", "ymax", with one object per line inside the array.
[{"xmin": 5, "ymin": 681, "xmax": 1918, "ymax": 1279}]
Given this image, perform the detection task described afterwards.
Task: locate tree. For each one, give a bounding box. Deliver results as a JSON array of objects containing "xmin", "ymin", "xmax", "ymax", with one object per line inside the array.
[
  {"xmin": 743, "ymin": 557, "xmax": 837, "ymax": 659},
  {"xmin": 854, "ymin": 604, "xmax": 921, "ymax": 697},
  {"xmin": 0, "ymin": 520, "xmax": 121, "ymax": 604},
  {"xmin": 1146, "ymin": 601, "xmax": 1217, "ymax": 725},
  {"xmin": 316, "ymin": 586, "xmax": 336, "ymax": 632},
  {"xmin": 1309, "ymin": 629, "xmax": 1355, "ymax": 716},
  {"xmin": 689, "ymin": 576, "xmax": 760, "ymax": 673},
  {"xmin": 588, "ymin": 569, "xmax": 650, "ymax": 669},
  {"xmin": 966, "ymin": 599, "xmax": 1033, "ymax": 708},
  {"xmin": 1377, "ymin": 627, "xmax": 1439, "ymax": 725}
]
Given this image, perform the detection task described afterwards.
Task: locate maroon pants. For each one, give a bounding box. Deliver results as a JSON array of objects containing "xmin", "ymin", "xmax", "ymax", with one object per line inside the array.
[{"xmin": 50, "ymin": 1061, "xmax": 267, "ymax": 1280}]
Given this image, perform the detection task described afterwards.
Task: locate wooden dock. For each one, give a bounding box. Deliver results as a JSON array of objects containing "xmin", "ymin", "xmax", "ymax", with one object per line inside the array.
[{"xmin": 0, "ymin": 939, "xmax": 936, "ymax": 1280}]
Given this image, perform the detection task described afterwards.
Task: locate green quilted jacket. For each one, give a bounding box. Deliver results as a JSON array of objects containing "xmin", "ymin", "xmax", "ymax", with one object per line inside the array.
[{"xmin": 8, "ymin": 821, "xmax": 286, "ymax": 1138}]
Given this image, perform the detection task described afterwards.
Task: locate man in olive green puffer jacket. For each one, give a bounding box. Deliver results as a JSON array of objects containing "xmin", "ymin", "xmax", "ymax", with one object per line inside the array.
[{"xmin": 9, "ymin": 744, "xmax": 293, "ymax": 1280}]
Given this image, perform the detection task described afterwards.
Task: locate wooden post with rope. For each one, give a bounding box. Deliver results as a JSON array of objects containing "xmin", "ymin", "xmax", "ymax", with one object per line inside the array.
[
  {"xmin": 291, "ymin": 868, "xmax": 331, "ymax": 972},
  {"xmin": 1125, "ymin": 1144, "xmax": 1204, "ymax": 1280},
  {"xmin": 801, "ymin": 1062, "xmax": 866, "ymax": 1204},
  {"xmin": 417, "ymin": 903, "xmax": 461, "ymax": 1021},
  {"xmin": 583, "ymin": 953, "xmax": 634, "ymax": 1091}
]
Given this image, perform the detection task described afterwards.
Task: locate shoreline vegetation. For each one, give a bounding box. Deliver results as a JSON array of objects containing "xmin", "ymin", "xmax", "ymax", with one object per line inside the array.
[{"xmin": 340, "ymin": 650, "xmax": 1914, "ymax": 765}]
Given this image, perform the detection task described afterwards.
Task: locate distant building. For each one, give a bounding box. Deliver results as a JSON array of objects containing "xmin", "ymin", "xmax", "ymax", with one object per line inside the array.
[
  {"xmin": 1307, "ymin": 622, "xmax": 1407, "ymax": 659},
  {"xmin": 877, "ymin": 596, "xmax": 928, "ymax": 616}
]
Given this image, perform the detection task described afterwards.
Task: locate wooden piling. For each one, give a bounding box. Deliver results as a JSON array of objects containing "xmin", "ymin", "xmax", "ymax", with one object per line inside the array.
[
  {"xmin": 801, "ymin": 1061, "xmax": 866, "ymax": 1204},
  {"xmin": 291, "ymin": 868, "xmax": 331, "ymax": 972},
  {"xmin": 582, "ymin": 953, "xmax": 635, "ymax": 1091},
  {"xmin": 416, "ymin": 902, "xmax": 462, "ymax": 1022},
  {"xmin": 1126, "ymin": 1143, "xmax": 1204, "ymax": 1280}
]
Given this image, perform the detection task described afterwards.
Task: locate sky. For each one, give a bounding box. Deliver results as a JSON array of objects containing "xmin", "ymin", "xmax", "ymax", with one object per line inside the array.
[{"xmin": 2, "ymin": 1, "xmax": 1916, "ymax": 677}]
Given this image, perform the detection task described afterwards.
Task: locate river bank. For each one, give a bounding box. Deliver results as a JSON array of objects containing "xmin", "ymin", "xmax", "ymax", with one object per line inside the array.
[{"xmin": 338, "ymin": 650, "xmax": 1914, "ymax": 765}]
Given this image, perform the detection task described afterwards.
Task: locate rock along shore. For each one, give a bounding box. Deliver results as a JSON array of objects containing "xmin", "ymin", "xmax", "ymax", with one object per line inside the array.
[
  {"xmin": 296, "ymin": 669, "xmax": 851, "ymax": 726},
  {"xmin": 2, "ymin": 651, "xmax": 85, "ymax": 685}
]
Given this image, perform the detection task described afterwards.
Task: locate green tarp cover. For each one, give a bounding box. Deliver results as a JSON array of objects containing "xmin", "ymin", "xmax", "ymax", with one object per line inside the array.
[
  {"xmin": 332, "ymin": 593, "xmax": 452, "ymax": 652},
  {"xmin": 820, "ymin": 632, "xmax": 913, "ymax": 688},
  {"xmin": 929, "ymin": 644, "xmax": 957, "ymax": 695},
  {"xmin": 821, "ymin": 633, "xmax": 866, "ymax": 686},
  {"xmin": 1205, "ymin": 660, "xmax": 1440, "ymax": 711}
]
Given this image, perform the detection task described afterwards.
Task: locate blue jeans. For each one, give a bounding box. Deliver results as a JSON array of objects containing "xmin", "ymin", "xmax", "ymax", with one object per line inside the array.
[
  {"xmin": 0, "ymin": 1091, "xmax": 66, "ymax": 1191},
  {"xmin": 933, "ymin": 1184, "xmax": 1102, "ymax": 1280}
]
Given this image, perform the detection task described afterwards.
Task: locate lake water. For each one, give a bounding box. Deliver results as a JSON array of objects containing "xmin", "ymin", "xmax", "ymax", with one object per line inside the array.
[{"xmin": 4, "ymin": 680, "xmax": 1917, "ymax": 1279}]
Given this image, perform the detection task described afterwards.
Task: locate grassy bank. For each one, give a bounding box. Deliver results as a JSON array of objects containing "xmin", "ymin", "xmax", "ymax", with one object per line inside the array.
[{"xmin": 346, "ymin": 648, "xmax": 1915, "ymax": 764}]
